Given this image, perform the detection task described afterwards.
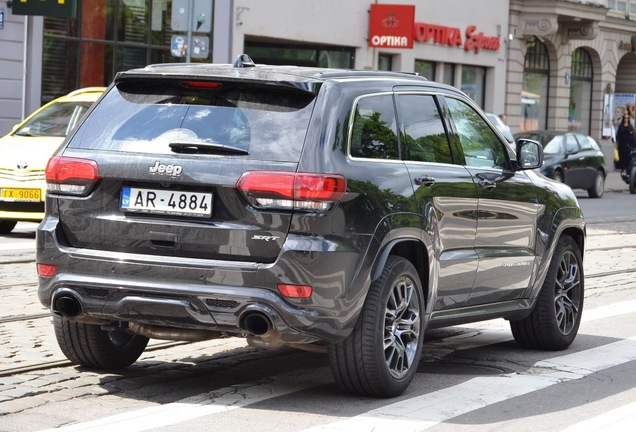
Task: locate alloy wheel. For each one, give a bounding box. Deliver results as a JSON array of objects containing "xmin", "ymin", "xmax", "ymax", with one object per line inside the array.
[{"xmin": 384, "ymin": 275, "xmax": 421, "ymax": 379}]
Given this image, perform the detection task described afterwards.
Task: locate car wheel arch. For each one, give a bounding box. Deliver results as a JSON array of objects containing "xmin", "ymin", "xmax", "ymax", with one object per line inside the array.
[
  {"xmin": 370, "ymin": 237, "xmax": 430, "ymax": 304},
  {"xmin": 530, "ymin": 219, "xmax": 585, "ymax": 301},
  {"xmin": 552, "ymin": 169, "xmax": 565, "ymax": 182}
]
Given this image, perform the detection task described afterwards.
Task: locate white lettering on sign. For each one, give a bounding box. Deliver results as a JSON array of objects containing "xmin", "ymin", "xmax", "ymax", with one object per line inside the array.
[{"xmin": 371, "ymin": 35, "xmax": 409, "ymax": 47}]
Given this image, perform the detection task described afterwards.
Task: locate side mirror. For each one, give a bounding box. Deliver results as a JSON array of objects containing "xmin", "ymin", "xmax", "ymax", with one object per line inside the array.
[{"xmin": 516, "ymin": 139, "xmax": 543, "ymax": 170}]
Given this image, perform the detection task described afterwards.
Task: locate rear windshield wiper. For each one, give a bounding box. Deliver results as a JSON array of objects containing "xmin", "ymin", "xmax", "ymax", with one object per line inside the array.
[{"xmin": 169, "ymin": 141, "xmax": 249, "ymax": 155}]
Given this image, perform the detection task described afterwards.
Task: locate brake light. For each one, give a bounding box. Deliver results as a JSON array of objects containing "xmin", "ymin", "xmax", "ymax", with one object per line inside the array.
[
  {"xmin": 46, "ymin": 156, "xmax": 101, "ymax": 196},
  {"xmin": 236, "ymin": 171, "xmax": 346, "ymax": 211},
  {"xmin": 180, "ymin": 81, "xmax": 223, "ymax": 89}
]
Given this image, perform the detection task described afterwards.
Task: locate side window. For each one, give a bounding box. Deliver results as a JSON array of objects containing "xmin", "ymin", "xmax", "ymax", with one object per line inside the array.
[
  {"xmin": 350, "ymin": 94, "xmax": 399, "ymax": 160},
  {"xmin": 576, "ymin": 134, "xmax": 593, "ymax": 151},
  {"xmin": 396, "ymin": 94, "xmax": 452, "ymax": 164},
  {"xmin": 445, "ymin": 98, "xmax": 508, "ymax": 169},
  {"xmin": 565, "ymin": 134, "xmax": 580, "ymax": 154}
]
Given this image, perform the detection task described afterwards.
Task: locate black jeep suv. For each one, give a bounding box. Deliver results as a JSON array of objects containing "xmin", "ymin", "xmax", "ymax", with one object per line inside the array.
[{"xmin": 37, "ymin": 55, "xmax": 585, "ymax": 397}]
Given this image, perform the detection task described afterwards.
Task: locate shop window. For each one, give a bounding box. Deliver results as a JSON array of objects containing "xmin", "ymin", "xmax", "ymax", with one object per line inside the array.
[
  {"xmin": 42, "ymin": 0, "xmax": 188, "ymax": 104},
  {"xmin": 443, "ymin": 64, "xmax": 455, "ymax": 86},
  {"xmin": 378, "ymin": 54, "xmax": 393, "ymax": 71},
  {"xmin": 461, "ymin": 66, "xmax": 486, "ymax": 108},
  {"xmin": 569, "ymin": 48, "xmax": 593, "ymax": 134},
  {"xmin": 415, "ymin": 60, "xmax": 435, "ymax": 81},
  {"xmin": 522, "ymin": 37, "xmax": 549, "ymax": 132},
  {"xmin": 608, "ymin": 1, "xmax": 628, "ymax": 12},
  {"xmin": 244, "ymin": 42, "xmax": 354, "ymax": 68}
]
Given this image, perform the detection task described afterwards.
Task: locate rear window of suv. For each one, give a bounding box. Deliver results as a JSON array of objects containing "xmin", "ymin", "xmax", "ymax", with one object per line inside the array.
[{"xmin": 68, "ymin": 81, "xmax": 316, "ymax": 162}]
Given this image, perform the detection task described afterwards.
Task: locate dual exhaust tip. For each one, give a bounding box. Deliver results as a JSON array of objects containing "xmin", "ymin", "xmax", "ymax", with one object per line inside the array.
[
  {"xmin": 53, "ymin": 292, "xmax": 275, "ymax": 337},
  {"xmin": 53, "ymin": 295, "xmax": 83, "ymax": 318}
]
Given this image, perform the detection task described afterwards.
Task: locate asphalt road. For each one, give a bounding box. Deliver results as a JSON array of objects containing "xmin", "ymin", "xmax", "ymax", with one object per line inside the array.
[{"xmin": 1, "ymin": 167, "xmax": 635, "ymax": 431}]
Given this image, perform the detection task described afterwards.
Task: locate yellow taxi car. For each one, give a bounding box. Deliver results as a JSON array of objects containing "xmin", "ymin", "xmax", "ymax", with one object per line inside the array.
[{"xmin": 0, "ymin": 87, "xmax": 105, "ymax": 234}]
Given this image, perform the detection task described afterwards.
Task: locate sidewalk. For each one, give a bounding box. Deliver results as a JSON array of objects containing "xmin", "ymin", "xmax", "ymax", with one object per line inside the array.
[{"xmin": 599, "ymin": 138, "xmax": 624, "ymax": 193}]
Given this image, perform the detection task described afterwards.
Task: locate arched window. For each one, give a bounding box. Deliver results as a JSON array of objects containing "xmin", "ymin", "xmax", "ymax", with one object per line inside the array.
[
  {"xmin": 569, "ymin": 48, "xmax": 593, "ymax": 134},
  {"xmin": 522, "ymin": 37, "xmax": 549, "ymax": 131}
]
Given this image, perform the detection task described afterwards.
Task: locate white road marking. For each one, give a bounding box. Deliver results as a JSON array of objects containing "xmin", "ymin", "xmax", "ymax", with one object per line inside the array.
[
  {"xmin": 559, "ymin": 401, "xmax": 636, "ymax": 432},
  {"xmin": 303, "ymin": 338, "xmax": 636, "ymax": 432},
  {"xmin": 37, "ymin": 369, "xmax": 331, "ymax": 432},
  {"xmin": 35, "ymin": 300, "xmax": 636, "ymax": 432},
  {"xmin": 0, "ymin": 240, "xmax": 35, "ymax": 251}
]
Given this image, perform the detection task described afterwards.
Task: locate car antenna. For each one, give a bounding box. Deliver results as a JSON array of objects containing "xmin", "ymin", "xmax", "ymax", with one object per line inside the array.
[{"xmin": 233, "ymin": 54, "xmax": 256, "ymax": 68}]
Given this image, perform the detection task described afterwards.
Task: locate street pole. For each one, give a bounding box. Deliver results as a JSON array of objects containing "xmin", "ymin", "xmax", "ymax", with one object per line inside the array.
[{"xmin": 186, "ymin": 0, "xmax": 193, "ymax": 63}]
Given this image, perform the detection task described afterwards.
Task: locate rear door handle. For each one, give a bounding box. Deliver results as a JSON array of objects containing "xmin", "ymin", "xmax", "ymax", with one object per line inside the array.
[{"xmin": 414, "ymin": 175, "xmax": 436, "ymax": 187}]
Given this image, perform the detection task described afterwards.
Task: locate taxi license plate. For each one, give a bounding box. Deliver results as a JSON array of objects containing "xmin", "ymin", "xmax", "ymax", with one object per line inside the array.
[
  {"xmin": 121, "ymin": 187, "xmax": 212, "ymax": 217},
  {"xmin": 0, "ymin": 188, "xmax": 42, "ymax": 202}
]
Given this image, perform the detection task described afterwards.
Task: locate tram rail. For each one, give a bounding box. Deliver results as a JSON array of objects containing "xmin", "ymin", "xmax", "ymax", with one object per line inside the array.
[{"xmin": 0, "ymin": 340, "xmax": 193, "ymax": 377}]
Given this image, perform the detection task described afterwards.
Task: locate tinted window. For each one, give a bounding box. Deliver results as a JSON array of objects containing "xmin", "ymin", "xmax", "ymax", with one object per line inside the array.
[
  {"xmin": 446, "ymin": 98, "xmax": 507, "ymax": 169},
  {"xmin": 350, "ymin": 94, "xmax": 399, "ymax": 160},
  {"xmin": 68, "ymin": 82, "xmax": 315, "ymax": 162},
  {"xmin": 577, "ymin": 134, "xmax": 593, "ymax": 151},
  {"xmin": 544, "ymin": 137, "xmax": 563, "ymax": 154},
  {"xmin": 397, "ymin": 94, "xmax": 452, "ymax": 164},
  {"xmin": 565, "ymin": 134, "xmax": 579, "ymax": 154}
]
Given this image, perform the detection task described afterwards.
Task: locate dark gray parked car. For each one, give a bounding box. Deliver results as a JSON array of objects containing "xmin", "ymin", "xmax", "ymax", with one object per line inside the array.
[
  {"xmin": 37, "ymin": 55, "xmax": 586, "ymax": 397},
  {"xmin": 514, "ymin": 130, "xmax": 606, "ymax": 198}
]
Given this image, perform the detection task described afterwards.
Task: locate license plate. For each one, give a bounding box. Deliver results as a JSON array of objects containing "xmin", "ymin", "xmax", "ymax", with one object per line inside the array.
[
  {"xmin": 0, "ymin": 188, "xmax": 42, "ymax": 202},
  {"xmin": 121, "ymin": 187, "xmax": 212, "ymax": 217}
]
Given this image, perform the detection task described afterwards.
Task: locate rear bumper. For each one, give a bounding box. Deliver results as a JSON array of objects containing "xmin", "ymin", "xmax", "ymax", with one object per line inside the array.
[{"xmin": 36, "ymin": 218, "xmax": 370, "ymax": 344}]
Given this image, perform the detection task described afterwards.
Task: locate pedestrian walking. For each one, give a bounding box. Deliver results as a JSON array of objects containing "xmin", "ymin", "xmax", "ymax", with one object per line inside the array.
[{"xmin": 615, "ymin": 113, "xmax": 634, "ymax": 172}]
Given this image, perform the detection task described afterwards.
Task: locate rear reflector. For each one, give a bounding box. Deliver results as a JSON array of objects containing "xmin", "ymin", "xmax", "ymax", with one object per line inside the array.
[
  {"xmin": 277, "ymin": 284, "xmax": 313, "ymax": 299},
  {"xmin": 46, "ymin": 156, "xmax": 100, "ymax": 196},
  {"xmin": 236, "ymin": 171, "xmax": 346, "ymax": 211},
  {"xmin": 37, "ymin": 263, "xmax": 57, "ymax": 278}
]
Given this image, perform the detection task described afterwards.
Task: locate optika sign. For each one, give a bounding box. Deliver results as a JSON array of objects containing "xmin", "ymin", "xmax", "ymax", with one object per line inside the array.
[
  {"xmin": 368, "ymin": 4, "xmax": 415, "ymax": 49},
  {"xmin": 414, "ymin": 23, "xmax": 501, "ymax": 53},
  {"xmin": 368, "ymin": 4, "xmax": 500, "ymax": 54}
]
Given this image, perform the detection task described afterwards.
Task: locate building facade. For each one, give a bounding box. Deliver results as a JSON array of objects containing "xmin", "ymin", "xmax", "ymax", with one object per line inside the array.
[{"xmin": 1, "ymin": 0, "xmax": 636, "ymax": 141}]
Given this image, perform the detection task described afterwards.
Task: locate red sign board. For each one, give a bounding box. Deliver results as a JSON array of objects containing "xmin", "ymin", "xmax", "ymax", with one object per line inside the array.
[
  {"xmin": 414, "ymin": 23, "xmax": 501, "ymax": 53},
  {"xmin": 368, "ymin": 4, "xmax": 415, "ymax": 49}
]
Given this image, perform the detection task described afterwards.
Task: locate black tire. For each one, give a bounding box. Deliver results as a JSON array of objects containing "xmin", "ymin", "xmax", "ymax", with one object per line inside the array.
[
  {"xmin": 328, "ymin": 256, "xmax": 424, "ymax": 397},
  {"xmin": 0, "ymin": 220, "xmax": 17, "ymax": 234},
  {"xmin": 552, "ymin": 171, "xmax": 563, "ymax": 183},
  {"xmin": 53, "ymin": 316, "xmax": 149, "ymax": 369},
  {"xmin": 630, "ymin": 167, "xmax": 636, "ymax": 195},
  {"xmin": 510, "ymin": 236, "xmax": 583, "ymax": 350},
  {"xmin": 587, "ymin": 170, "xmax": 604, "ymax": 198}
]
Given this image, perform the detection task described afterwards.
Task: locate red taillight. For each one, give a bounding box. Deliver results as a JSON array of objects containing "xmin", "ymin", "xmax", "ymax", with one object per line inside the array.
[
  {"xmin": 37, "ymin": 263, "xmax": 57, "ymax": 278},
  {"xmin": 46, "ymin": 156, "xmax": 100, "ymax": 196},
  {"xmin": 277, "ymin": 284, "xmax": 313, "ymax": 299},
  {"xmin": 236, "ymin": 171, "xmax": 346, "ymax": 211}
]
